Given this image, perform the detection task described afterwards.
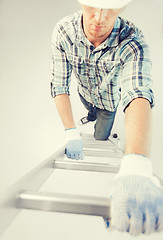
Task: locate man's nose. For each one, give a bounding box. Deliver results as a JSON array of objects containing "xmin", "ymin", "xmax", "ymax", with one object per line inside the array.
[{"xmin": 94, "ymin": 9, "xmax": 107, "ymax": 24}]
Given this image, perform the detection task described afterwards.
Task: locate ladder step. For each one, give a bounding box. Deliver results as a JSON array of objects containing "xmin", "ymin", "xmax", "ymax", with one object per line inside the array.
[
  {"xmin": 83, "ymin": 142, "xmax": 115, "ymax": 150},
  {"xmin": 84, "ymin": 149, "xmax": 123, "ymax": 158},
  {"xmin": 53, "ymin": 159, "xmax": 120, "ymax": 173},
  {"xmin": 82, "ymin": 135, "xmax": 117, "ymax": 147},
  {"xmin": 81, "ymin": 133, "xmax": 123, "ymax": 157},
  {"xmin": 18, "ymin": 190, "xmax": 111, "ymax": 218},
  {"xmin": 83, "ymin": 138, "xmax": 115, "ymax": 146}
]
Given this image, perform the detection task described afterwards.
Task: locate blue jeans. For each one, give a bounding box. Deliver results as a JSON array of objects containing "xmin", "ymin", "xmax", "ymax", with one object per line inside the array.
[{"xmin": 79, "ymin": 94, "xmax": 117, "ymax": 140}]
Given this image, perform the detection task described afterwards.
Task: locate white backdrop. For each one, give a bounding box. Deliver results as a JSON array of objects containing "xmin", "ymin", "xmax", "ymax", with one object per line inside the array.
[{"xmin": 0, "ymin": 0, "xmax": 163, "ymax": 239}]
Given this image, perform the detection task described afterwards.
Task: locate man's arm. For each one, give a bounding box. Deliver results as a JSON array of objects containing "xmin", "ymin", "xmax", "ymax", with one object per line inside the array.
[
  {"xmin": 105, "ymin": 97, "xmax": 163, "ymax": 235},
  {"xmin": 54, "ymin": 94, "xmax": 75, "ymax": 129},
  {"xmin": 124, "ymin": 98, "xmax": 152, "ymax": 157},
  {"xmin": 54, "ymin": 93, "xmax": 84, "ymax": 160}
]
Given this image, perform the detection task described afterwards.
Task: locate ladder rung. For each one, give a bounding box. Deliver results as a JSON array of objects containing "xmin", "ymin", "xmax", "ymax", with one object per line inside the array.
[
  {"xmin": 18, "ymin": 191, "xmax": 111, "ymax": 218},
  {"xmin": 82, "ymin": 133, "xmax": 123, "ymax": 156},
  {"xmin": 83, "ymin": 143, "xmax": 115, "ymax": 150},
  {"xmin": 83, "ymin": 147, "xmax": 116, "ymax": 152},
  {"xmin": 82, "ymin": 137, "xmax": 116, "ymax": 147},
  {"xmin": 0, "ymin": 147, "xmax": 64, "ymax": 235},
  {"xmin": 84, "ymin": 149, "xmax": 123, "ymax": 158},
  {"xmin": 53, "ymin": 159, "xmax": 120, "ymax": 173}
]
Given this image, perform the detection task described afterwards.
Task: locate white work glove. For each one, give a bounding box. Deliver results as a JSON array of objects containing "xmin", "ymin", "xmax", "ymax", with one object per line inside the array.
[
  {"xmin": 65, "ymin": 128, "xmax": 84, "ymax": 160},
  {"xmin": 105, "ymin": 154, "xmax": 163, "ymax": 235}
]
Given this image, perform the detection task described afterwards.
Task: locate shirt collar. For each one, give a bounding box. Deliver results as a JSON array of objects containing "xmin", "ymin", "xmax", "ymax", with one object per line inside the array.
[{"xmin": 75, "ymin": 12, "xmax": 121, "ymax": 49}]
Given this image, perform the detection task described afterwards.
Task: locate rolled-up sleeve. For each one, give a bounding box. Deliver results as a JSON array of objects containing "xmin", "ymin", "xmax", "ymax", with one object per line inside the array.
[
  {"xmin": 51, "ymin": 26, "xmax": 72, "ymax": 97},
  {"xmin": 120, "ymin": 38, "xmax": 155, "ymax": 111}
]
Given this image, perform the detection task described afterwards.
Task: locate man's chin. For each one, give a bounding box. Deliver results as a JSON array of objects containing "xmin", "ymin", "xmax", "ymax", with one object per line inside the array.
[{"xmin": 90, "ymin": 31, "xmax": 106, "ymax": 38}]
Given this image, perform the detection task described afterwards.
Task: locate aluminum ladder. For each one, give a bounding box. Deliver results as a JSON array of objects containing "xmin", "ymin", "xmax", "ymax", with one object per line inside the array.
[{"xmin": 0, "ymin": 133, "xmax": 161, "ymax": 236}]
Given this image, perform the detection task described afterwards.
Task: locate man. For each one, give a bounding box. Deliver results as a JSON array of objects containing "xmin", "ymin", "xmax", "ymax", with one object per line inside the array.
[{"xmin": 51, "ymin": 0, "xmax": 163, "ymax": 235}]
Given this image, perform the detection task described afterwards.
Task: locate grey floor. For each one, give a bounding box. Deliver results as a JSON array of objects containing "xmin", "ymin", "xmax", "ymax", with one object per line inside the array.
[{"xmin": 0, "ymin": 0, "xmax": 163, "ymax": 239}]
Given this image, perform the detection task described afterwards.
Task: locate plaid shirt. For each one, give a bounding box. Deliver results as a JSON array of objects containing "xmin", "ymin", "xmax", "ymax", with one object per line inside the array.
[{"xmin": 51, "ymin": 11, "xmax": 154, "ymax": 111}]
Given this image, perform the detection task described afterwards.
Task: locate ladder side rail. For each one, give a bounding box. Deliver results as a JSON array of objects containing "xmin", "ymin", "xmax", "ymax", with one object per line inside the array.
[{"xmin": 0, "ymin": 147, "xmax": 64, "ymax": 235}]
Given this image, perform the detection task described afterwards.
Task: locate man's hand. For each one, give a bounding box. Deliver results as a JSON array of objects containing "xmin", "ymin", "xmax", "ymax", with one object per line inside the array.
[
  {"xmin": 105, "ymin": 154, "xmax": 163, "ymax": 235},
  {"xmin": 65, "ymin": 128, "xmax": 84, "ymax": 160}
]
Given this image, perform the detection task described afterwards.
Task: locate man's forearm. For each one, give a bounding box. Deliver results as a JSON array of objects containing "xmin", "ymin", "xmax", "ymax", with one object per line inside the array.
[
  {"xmin": 54, "ymin": 94, "xmax": 75, "ymax": 129},
  {"xmin": 124, "ymin": 98, "xmax": 152, "ymax": 157}
]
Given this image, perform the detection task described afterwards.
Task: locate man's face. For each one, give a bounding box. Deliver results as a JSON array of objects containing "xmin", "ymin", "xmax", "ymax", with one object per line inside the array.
[{"xmin": 81, "ymin": 5, "xmax": 121, "ymax": 46}]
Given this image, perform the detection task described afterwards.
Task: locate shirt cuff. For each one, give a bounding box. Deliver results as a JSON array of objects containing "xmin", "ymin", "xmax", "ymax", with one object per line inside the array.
[
  {"xmin": 122, "ymin": 88, "xmax": 155, "ymax": 112},
  {"xmin": 51, "ymin": 84, "xmax": 70, "ymax": 97}
]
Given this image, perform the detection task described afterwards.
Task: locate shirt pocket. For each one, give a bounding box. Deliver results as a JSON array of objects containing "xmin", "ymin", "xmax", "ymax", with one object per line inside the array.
[
  {"xmin": 66, "ymin": 54, "xmax": 85, "ymax": 76},
  {"xmin": 98, "ymin": 59, "xmax": 123, "ymax": 81},
  {"xmin": 97, "ymin": 60, "xmax": 123, "ymax": 94},
  {"xmin": 96, "ymin": 60, "xmax": 116, "ymax": 77}
]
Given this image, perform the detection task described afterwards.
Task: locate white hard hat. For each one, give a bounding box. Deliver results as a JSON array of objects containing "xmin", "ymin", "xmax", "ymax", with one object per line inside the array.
[{"xmin": 78, "ymin": 0, "xmax": 133, "ymax": 9}]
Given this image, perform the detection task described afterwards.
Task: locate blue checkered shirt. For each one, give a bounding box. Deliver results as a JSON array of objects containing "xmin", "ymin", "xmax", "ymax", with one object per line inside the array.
[{"xmin": 51, "ymin": 11, "xmax": 154, "ymax": 111}]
